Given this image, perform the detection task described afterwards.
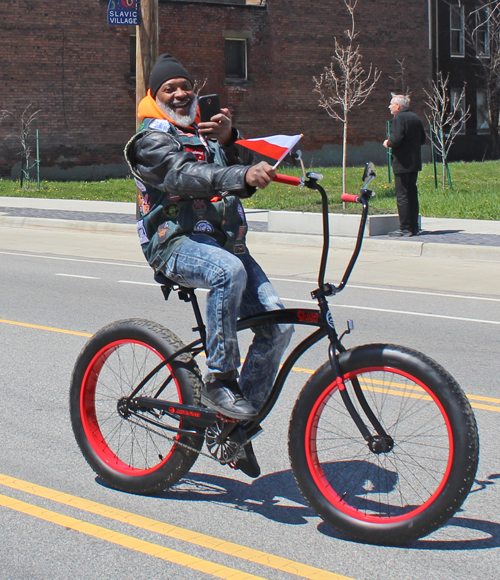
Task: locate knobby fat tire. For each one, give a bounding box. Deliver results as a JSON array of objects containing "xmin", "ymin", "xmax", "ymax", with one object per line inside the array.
[
  {"xmin": 288, "ymin": 343, "xmax": 479, "ymax": 545},
  {"xmin": 70, "ymin": 318, "xmax": 204, "ymax": 495}
]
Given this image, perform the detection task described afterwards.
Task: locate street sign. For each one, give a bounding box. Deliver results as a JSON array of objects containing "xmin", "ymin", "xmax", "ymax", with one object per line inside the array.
[{"xmin": 107, "ymin": 0, "xmax": 140, "ymax": 25}]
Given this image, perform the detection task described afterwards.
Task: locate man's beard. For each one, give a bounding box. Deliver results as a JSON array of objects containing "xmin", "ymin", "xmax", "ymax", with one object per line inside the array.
[{"xmin": 155, "ymin": 95, "xmax": 198, "ymax": 127}]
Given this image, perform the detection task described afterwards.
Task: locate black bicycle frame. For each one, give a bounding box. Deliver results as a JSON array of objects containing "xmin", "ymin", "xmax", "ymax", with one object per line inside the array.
[{"xmin": 126, "ymin": 169, "xmax": 389, "ymax": 445}]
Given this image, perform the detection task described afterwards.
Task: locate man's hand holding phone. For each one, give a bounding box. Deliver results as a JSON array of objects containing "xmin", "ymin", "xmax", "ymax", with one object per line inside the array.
[{"xmin": 198, "ymin": 94, "xmax": 232, "ymax": 145}]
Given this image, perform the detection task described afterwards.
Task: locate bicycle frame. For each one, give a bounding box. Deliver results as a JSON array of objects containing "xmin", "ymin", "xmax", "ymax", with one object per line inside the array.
[{"xmin": 134, "ymin": 164, "xmax": 390, "ymax": 447}]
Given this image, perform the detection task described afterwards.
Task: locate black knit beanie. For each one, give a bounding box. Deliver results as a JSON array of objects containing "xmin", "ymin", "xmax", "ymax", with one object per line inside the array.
[{"xmin": 149, "ymin": 54, "xmax": 193, "ymax": 97}]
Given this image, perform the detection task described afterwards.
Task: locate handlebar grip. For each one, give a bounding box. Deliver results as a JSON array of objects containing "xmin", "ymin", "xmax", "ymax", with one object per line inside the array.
[
  {"xmin": 273, "ymin": 173, "xmax": 302, "ymax": 186},
  {"xmin": 341, "ymin": 193, "xmax": 361, "ymax": 204}
]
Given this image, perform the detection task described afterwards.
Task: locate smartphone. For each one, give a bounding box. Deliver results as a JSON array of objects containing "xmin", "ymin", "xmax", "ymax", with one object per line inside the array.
[{"xmin": 198, "ymin": 94, "xmax": 221, "ymax": 123}]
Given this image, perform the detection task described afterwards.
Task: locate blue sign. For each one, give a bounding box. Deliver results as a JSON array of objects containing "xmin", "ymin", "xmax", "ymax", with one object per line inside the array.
[{"xmin": 107, "ymin": 0, "xmax": 140, "ymax": 26}]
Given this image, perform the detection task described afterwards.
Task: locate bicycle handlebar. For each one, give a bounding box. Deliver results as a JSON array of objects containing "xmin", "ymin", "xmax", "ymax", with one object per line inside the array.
[
  {"xmin": 341, "ymin": 193, "xmax": 362, "ymax": 204},
  {"xmin": 273, "ymin": 173, "xmax": 302, "ymax": 186}
]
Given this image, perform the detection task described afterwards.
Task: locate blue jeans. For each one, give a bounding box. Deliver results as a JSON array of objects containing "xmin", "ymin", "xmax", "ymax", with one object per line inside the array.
[{"xmin": 163, "ymin": 234, "xmax": 293, "ymax": 407}]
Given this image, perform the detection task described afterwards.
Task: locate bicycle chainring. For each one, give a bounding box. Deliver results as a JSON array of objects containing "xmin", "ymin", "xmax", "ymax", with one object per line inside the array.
[{"xmin": 205, "ymin": 421, "xmax": 241, "ymax": 465}]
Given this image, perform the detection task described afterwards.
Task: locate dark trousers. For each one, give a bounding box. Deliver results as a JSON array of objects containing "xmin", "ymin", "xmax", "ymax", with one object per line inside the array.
[{"xmin": 394, "ymin": 172, "xmax": 419, "ymax": 232}]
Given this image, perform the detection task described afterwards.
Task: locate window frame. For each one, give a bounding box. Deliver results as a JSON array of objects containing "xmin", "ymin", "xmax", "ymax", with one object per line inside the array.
[
  {"xmin": 224, "ymin": 38, "xmax": 248, "ymax": 81},
  {"xmin": 476, "ymin": 89, "xmax": 490, "ymax": 133},
  {"xmin": 450, "ymin": 4, "xmax": 465, "ymax": 57},
  {"xmin": 474, "ymin": 6, "xmax": 490, "ymax": 57}
]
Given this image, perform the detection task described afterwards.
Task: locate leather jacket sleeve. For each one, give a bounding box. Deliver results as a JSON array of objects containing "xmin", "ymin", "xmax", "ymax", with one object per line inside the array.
[{"xmin": 128, "ymin": 129, "xmax": 257, "ymax": 199}]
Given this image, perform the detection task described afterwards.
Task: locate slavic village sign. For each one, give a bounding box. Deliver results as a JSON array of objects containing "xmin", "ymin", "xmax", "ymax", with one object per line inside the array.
[{"xmin": 107, "ymin": 0, "xmax": 140, "ymax": 25}]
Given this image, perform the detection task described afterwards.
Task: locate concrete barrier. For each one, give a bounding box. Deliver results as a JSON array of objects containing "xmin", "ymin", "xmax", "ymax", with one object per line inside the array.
[{"xmin": 268, "ymin": 211, "xmax": 401, "ymax": 237}]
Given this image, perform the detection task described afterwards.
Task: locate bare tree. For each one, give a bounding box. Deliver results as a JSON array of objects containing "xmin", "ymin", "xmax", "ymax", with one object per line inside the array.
[
  {"xmin": 389, "ymin": 58, "xmax": 410, "ymax": 96},
  {"xmin": 423, "ymin": 72, "xmax": 471, "ymax": 189},
  {"xmin": 314, "ymin": 0, "xmax": 381, "ymax": 195},
  {"xmin": 0, "ymin": 104, "xmax": 41, "ymax": 186}
]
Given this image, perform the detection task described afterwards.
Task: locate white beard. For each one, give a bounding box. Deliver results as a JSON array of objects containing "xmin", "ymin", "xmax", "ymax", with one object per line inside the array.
[{"xmin": 155, "ymin": 95, "xmax": 198, "ymax": 127}]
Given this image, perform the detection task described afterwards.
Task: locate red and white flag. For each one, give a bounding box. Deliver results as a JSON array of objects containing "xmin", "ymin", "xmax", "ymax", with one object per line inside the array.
[{"xmin": 235, "ymin": 134, "xmax": 302, "ymax": 168}]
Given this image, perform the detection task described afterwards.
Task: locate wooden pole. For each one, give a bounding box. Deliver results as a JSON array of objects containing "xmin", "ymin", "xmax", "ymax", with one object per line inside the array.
[
  {"xmin": 136, "ymin": 0, "xmax": 159, "ymax": 129},
  {"xmin": 135, "ymin": 0, "xmax": 159, "ymax": 216}
]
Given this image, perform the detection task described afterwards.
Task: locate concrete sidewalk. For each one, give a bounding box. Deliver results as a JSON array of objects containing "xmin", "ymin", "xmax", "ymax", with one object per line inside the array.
[{"xmin": 1, "ymin": 196, "xmax": 500, "ymax": 262}]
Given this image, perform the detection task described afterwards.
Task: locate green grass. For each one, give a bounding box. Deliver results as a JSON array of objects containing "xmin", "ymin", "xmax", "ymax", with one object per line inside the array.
[{"xmin": 0, "ymin": 160, "xmax": 498, "ymax": 220}]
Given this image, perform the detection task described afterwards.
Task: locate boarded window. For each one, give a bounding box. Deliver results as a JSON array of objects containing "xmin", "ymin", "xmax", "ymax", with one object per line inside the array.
[{"xmin": 225, "ymin": 39, "xmax": 247, "ymax": 79}]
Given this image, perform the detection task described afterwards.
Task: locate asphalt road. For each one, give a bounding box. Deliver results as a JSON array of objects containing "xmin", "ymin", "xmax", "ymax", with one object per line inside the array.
[{"xmin": 0, "ymin": 229, "xmax": 499, "ymax": 580}]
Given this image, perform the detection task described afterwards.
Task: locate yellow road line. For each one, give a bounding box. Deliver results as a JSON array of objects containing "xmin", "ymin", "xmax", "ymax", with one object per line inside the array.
[
  {"xmin": 0, "ymin": 492, "xmax": 268, "ymax": 580},
  {"xmin": 0, "ymin": 318, "xmax": 92, "ymax": 337},
  {"xmin": 0, "ymin": 473, "xmax": 352, "ymax": 580},
  {"xmin": 2, "ymin": 317, "xmax": 500, "ymax": 412}
]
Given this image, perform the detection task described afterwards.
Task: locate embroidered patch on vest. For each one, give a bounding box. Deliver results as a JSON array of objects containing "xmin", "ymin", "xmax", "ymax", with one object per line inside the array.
[
  {"xmin": 157, "ymin": 222, "xmax": 170, "ymax": 241},
  {"xmin": 138, "ymin": 193, "xmax": 150, "ymax": 216},
  {"xmin": 149, "ymin": 119, "xmax": 173, "ymax": 133},
  {"xmin": 193, "ymin": 220, "xmax": 215, "ymax": 234},
  {"xmin": 137, "ymin": 219, "xmax": 149, "ymax": 245},
  {"xmin": 192, "ymin": 199, "xmax": 207, "ymax": 218},
  {"xmin": 185, "ymin": 146, "xmax": 206, "ymax": 161},
  {"xmin": 134, "ymin": 177, "xmax": 146, "ymax": 192}
]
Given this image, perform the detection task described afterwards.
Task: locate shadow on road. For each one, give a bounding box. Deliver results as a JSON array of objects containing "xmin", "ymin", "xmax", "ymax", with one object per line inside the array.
[{"xmin": 96, "ymin": 471, "xmax": 500, "ymax": 549}]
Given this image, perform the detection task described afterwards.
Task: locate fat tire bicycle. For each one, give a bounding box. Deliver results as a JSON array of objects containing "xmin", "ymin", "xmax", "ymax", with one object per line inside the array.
[{"xmin": 70, "ymin": 163, "xmax": 479, "ymax": 546}]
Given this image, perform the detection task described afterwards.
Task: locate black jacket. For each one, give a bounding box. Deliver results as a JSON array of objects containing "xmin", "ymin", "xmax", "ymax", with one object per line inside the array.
[
  {"xmin": 124, "ymin": 119, "xmax": 257, "ymax": 272},
  {"xmin": 388, "ymin": 108, "xmax": 426, "ymax": 173}
]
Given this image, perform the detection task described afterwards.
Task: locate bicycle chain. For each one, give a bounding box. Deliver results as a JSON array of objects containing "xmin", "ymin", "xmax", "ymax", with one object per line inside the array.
[{"xmin": 126, "ymin": 417, "xmax": 241, "ymax": 464}]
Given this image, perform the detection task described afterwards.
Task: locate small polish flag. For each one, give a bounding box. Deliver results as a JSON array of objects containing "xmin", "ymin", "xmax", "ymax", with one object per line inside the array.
[{"xmin": 235, "ymin": 134, "xmax": 303, "ymax": 168}]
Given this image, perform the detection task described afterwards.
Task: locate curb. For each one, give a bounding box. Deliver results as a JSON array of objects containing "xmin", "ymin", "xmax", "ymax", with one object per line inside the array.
[{"xmin": 0, "ymin": 215, "xmax": 136, "ymax": 234}]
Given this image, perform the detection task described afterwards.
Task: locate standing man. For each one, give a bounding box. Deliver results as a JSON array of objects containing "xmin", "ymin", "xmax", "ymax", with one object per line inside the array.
[{"xmin": 383, "ymin": 94, "xmax": 426, "ymax": 237}]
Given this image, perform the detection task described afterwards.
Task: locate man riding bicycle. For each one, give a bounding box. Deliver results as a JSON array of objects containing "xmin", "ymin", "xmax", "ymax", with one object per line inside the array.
[{"xmin": 125, "ymin": 54, "xmax": 293, "ymax": 477}]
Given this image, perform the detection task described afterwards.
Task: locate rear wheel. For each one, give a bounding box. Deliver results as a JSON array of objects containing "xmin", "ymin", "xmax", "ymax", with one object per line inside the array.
[
  {"xmin": 289, "ymin": 344, "xmax": 479, "ymax": 545},
  {"xmin": 70, "ymin": 318, "xmax": 204, "ymax": 494}
]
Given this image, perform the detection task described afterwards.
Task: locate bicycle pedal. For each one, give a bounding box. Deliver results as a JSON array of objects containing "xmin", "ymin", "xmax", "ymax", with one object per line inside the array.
[{"xmin": 215, "ymin": 412, "xmax": 237, "ymax": 423}]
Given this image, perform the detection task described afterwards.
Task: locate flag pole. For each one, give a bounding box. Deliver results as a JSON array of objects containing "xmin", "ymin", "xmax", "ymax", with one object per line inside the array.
[{"xmin": 272, "ymin": 134, "xmax": 303, "ymax": 170}]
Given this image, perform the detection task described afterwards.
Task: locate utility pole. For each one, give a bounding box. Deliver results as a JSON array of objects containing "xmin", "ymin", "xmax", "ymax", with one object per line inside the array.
[
  {"xmin": 134, "ymin": 0, "xmax": 158, "ymax": 216},
  {"xmin": 136, "ymin": 0, "xmax": 159, "ymax": 129}
]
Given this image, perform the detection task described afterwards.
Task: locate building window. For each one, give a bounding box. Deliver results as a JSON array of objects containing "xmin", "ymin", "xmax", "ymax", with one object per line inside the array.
[
  {"xmin": 451, "ymin": 88, "xmax": 467, "ymax": 134},
  {"xmin": 477, "ymin": 90, "xmax": 489, "ymax": 133},
  {"xmin": 475, "ymin": 7, "xmax": 490, "ymax": 56},
  {"xmin": 450, "ymin": 4, "xmax": 465, "ymax": 56},
  {"xmin": 225, "ymin": 39, "xmax": 247, "ymax": 80}
]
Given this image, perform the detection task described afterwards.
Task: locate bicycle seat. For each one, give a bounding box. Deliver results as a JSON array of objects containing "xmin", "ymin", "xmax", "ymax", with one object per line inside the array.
[
  {"xmin": 154, "ymin": 272, "xmax": 195, "ymax": 302},
  {"xmin": 154, "ymin": 272, "xmax": 177, "ymax": 288}
]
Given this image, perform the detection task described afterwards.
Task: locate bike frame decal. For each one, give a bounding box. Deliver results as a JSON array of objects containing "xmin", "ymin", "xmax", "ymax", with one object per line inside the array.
[
  {"xmin": 304, "ymin": 365, "xmax": 454, "ymax": 524},
  {"xmin": 80, "ymin": 339, "xmax": 181, "ymax": 476}
]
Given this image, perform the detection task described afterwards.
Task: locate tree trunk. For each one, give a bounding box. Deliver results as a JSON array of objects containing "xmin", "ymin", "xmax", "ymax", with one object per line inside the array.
[{"xmin": 342, "ymin": 116, "xmax": 348, "ymax": 209}]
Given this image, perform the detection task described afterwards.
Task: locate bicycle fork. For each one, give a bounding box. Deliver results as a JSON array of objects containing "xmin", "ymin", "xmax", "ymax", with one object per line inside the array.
[{"xmin": 319, "ymin": 296, "xmax": 394, "ymax": 454}]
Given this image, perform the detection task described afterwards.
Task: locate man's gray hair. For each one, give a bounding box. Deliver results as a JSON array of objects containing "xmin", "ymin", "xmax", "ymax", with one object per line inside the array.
[{"xmin": 391, "ymin": 93, "xmax": 410, "ymax": 108}]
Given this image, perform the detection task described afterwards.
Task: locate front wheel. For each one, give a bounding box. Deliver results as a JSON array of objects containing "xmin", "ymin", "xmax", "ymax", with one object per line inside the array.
[
  {"xmin": 70, "ymin": 318, "xmax": 204, "ymax": 495},
  {"xmin": 288, "ymin": 344, "xmax": 479, "ymax": 545}
]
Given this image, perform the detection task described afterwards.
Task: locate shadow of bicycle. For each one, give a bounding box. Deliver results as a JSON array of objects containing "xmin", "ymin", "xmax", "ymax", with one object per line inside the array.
[{"xmin": 97, "ymin": 466, "xmax": 500, "ymax": 549}]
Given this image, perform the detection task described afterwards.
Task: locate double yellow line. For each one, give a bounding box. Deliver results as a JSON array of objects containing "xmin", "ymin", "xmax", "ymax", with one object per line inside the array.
[
  {"xmin": 0, "ymin": 473, "xmax": 351, "ymax": 580},
  {"xmin": 2, "ymin": 317, "xmax": 500, "ymax": 413}
]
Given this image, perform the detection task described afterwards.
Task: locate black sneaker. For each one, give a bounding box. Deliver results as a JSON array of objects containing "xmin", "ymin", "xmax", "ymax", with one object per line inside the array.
[
  {"xmin": 201, "ymin": 378, "xmax": 258, "ymax": 421},
  {"xmin": 235, "ymin": 441, "xmax": 261, "ymax": 478},
  {"xmin": 388, "ymin": 228, "xmax": 412, "ymax": 237}
]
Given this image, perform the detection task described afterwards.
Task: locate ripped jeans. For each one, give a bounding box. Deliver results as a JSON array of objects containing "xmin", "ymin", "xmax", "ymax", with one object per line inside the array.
[{"xmin": 163, "ymin": 234, "xmax": 294, "ymax": 408}]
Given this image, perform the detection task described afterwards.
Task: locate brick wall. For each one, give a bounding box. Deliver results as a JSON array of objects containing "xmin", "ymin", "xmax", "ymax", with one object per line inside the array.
[
  {"xmin": 0, "ymin": 0, "xmax": 134, "ymax": 178},
  {"xmin": 0, "ymin": 0, "xmax": 432, "ymax": 178}
]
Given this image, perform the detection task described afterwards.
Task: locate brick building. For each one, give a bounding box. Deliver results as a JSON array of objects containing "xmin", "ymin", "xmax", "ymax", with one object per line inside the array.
[{"xmin": 0, "ymin": 0, "xmax": 489, "ymax": 179}]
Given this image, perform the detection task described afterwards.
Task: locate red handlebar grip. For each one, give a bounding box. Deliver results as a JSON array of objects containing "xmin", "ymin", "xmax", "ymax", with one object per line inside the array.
[
  {"xmin": 341, "ymin": 193, "xmax": 361, "ymax": 204},
  {"xmin": 273, "ymin": 173, "xmax": 302, "ymax": 186}
]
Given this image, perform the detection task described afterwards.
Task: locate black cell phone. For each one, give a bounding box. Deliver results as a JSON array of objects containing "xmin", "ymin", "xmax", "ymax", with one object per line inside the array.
[{"xmin": 198, "ymin": 94, "xmax": 221, "ymax": 122}]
